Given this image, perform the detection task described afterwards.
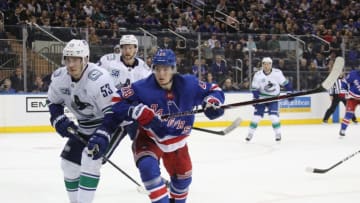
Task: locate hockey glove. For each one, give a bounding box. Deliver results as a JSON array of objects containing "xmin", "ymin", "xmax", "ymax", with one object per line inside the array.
[
  {"xmin": 128, "ymin": 103, "xmax": 156, "ymax": 126},
  {"xmin": 51, "ymin": 115, "xmax": 78, "ymax": 139},
  {"xmin": 128, "ymin": 103, "xmax": 165, "ymax": 137},
  {"xmin": 202, "ymin": 96, "xmax": 224, "ymax": 120},
  {"xmin": 286, "ymin": 92, "xmax": 295, "ymax": 102},
  {"xmin": 87, "ymin": 128, "xmax": 110, "ymax": 160}
]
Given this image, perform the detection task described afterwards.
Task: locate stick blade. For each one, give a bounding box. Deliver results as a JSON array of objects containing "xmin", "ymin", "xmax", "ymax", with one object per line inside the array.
[
  {"xmin": 306, "ymin": 167, "xmax": 328, "ymax": 174},
  {"xmin": 222, "ymin": 117, "xmax": 242, "ymax": 135},
  {"xmin": 321, "ymin": 57, "xmax": 344, "ymax": 90}
]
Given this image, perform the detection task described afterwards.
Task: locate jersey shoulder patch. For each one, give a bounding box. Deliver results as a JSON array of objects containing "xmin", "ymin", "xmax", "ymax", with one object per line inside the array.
[
  {"xmin": 52, "ymin": 68, "xmax": 63, "ymax": 78},
  {"xmin": 88, "ymin": 69, "xmax": 103, "ymax": 81},
  {"xmin": 106, "ymin": 54, "xmax": 116, "ymax": 60}
]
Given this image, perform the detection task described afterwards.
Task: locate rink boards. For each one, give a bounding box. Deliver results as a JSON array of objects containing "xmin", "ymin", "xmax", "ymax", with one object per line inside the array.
[{"xmin": 0, "ymin": 92, "xmax": 350, "ymax": 133}]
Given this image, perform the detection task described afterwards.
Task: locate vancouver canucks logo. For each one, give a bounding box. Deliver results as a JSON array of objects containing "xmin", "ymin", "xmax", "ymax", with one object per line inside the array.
[
  {"xmin": 71, "ymin": 95, "xmax": 94, "ymax": 118},
  {"xmin": 264, "ymin": 81, "xmax": 276, "ymax": 92},
  {"xmin": 116, "ymin": 78, "xmax": 131, "ymax": 89}
]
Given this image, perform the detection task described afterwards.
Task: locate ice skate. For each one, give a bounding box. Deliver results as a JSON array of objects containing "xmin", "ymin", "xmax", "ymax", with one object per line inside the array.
[
  {"xmin": 275, "ymin": 133, "xmax": 281, "ymax": 142},
  {"xmin": 245, "ymin": 133, "xmax": 253, "ymax": 141}
]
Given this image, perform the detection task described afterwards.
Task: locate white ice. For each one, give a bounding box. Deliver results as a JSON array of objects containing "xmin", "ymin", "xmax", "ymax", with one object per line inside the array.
[{"xmin": 2, "ymin": 123, "xmax": 360, "ymax": 203}]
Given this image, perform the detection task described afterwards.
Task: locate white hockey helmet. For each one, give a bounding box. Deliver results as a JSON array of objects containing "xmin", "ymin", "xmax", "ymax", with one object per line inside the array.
[
  {"xmin": 262, "ymin": 57, "xmax": 272, "ymax": 64},
  {"xmin": 62, "ymin": 39, "xmax": 90, "ymax": 68},
  {"xmin": 119, "ymin": 34, "xmax": 138, "ymax": 48}
]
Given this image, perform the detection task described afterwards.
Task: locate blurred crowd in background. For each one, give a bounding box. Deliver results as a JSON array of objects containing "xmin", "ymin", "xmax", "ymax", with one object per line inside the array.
[{"xmin": 0, "ymin": 0, "xmax": 360, "ymax": 93}]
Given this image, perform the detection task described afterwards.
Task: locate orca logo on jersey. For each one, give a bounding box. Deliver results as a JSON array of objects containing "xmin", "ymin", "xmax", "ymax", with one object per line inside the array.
[{"xmin": 264, "ymin": 81, "xmax": 276, "ymax": 92}]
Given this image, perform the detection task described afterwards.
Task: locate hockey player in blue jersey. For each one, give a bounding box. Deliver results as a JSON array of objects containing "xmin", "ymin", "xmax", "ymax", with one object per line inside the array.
[
  {"xmin": 339, "ymin": 70, "xmax": 360, "ymax": 136},
  {"xmin": 87, "ymin": 49, "xmax": 225, "ymax": 203}
]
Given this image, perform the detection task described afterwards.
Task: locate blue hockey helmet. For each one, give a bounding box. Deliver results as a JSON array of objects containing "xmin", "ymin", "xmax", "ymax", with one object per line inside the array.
[{"xmin": 152, "ymin": 49, "xmax": 176, "ymax": 70}]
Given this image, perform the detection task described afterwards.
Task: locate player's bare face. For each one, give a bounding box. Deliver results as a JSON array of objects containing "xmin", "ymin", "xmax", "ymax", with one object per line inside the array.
[
  {"xmin": 121, "ymin": 45, "xmax": 136, "ymax": 61},
  {"xmin": 65, "ymin": 57, "xmax": 83, "ymax": 79},
  {"xmin": 263, "ymin": 62, "xmax": 272, "ymax": 75},
  {"xmin": 154, "ymin": 65, "xmax": 174, "ymax": 90}
]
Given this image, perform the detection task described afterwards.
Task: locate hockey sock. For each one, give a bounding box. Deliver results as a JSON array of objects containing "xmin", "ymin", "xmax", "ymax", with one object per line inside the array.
[
  {"xmin": 138, "ymin": 156, "xmax": 169, "ymax": 203},
  {"xmin": 169, "ymin": 176, "xmax": 192, "ymax": 203},
  {"xmin": 341, "ymin": 112, "xmax": 354, "ymax": 130},
  {"xmin": 270, "ymin": 114, "xmax": 281, "ymax": 134},
  {"xmin": 248, "ymin": 115, "xmax": 261, "ymax": 134}
]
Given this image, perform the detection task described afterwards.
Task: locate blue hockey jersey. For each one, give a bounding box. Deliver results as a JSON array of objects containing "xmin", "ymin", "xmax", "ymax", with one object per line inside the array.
[
  {"xmin": 111, "ymin": 73, "xmax": 224, "ymax": 152},
  {"xmin": 345, "ymin": 70, "xmax": 360, "ymax": 99}
]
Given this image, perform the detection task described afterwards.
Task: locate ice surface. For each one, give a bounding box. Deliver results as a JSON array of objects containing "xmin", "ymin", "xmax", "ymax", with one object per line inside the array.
[{"xmin": 1, "ymin": 123, "xmax": 360, "ymax": 203}]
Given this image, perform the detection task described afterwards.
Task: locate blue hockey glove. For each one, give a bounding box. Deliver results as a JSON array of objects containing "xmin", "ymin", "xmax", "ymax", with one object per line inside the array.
[
  {"xmin": 286, "ymin": 92, "xmax": 295, "ymax": 102},
  {"xmin": 51, "ymin": 115, "xmax": 78, "ymax": 139},
  {"xmin": 87, "ymin": 128, "xmax": 110, "ymax": 160},
  {"xmin": 202, "ymin": 96, "xmax": 224, "ymax": 120}
]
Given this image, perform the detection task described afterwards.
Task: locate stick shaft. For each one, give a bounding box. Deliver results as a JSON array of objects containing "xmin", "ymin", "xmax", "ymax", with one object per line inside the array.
[{"xmin": 162, "ymin": 88, "xmax": 321, "ymax": 119}]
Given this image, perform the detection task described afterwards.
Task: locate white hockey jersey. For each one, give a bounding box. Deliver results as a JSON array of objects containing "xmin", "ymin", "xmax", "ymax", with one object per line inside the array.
[
  {"xmin": 47, "ymin": 63, "xmax": 117, "ymax": 135},
  {"xmin": 98, "ymin": 53, "xmax": 121, "ymax": 66},
  {"xmin": 251, "ymin": 68, "xmax": 288, "ymax": 98},
  {"xmin": 98, "ymin": 55, "xmax": 152, "ymax": 89}
]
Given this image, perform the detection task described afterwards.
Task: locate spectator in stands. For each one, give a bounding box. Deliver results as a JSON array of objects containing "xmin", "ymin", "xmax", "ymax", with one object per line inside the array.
[
  {"xmin": 205, "ymin": 72, "xmax": 216, "ymax": 84},
  {"xmin": 31, "ymin": 75, "xmax": 48, "ymax": 93},
  {"xmin": 226, "ymin": 10, "xmax": 239, "ymax": 33},
  {"xmin": 329, "ymin": 36, "xmax": 341, "ymax": 56},
  {"xmin": 10, "ymin": 67, "xmax": 24, "ymax": 92},
  {"xmin": 0, "ymin": 78, "xmax": 16, "ymax": 94},
  {"xmin": 83, "ymin": 0, "xmax": 94, "ymax": 16},
  {"xmin": 222, "ymin": 77, "xmax": 239, "ymax": 92},
  {"xmin": 256, "ymin": 33, "xmax": 269, "ymax": 57},
  {"xmin": 88, "ymin": 26, "xmax": 101, "ymax": 45},
  {"xmin": 192, "ymin": 58, "xmax": 207, "ymax": 79},
  {"xmin": 175, "ymin": 18, "xmax": 190, "ymax": 33},
  {"xmin": 267, "ymin": 35, "xmax": 280, "ymax": 53},
  {"xmin": 208, "ymin": 34, "xmax": 217, "ymax": 49},
  {"xmin": 158, "ymin": 36, "xmax": 175, "ymax": 50},
  {"xmin": 200, "ymin": 40, "xmax": 213, "ymax": 66},
  {"xmin": 243, "ymin": 35, "xmax": 257, "ymax": 53},
  {"xmin": 212, "ymin": 40, "xmax": 225, "ymax": 58},
  {"xmin": 176, "ymin": 55, "xmax": 188, "ymax": 74},
  {"xmin": 313, "ymin": 52, "xmax": 327, "ymax": 71},
  {"xmin": 211, "ymin": 55, "xmax": 227, "ymax": 83}
]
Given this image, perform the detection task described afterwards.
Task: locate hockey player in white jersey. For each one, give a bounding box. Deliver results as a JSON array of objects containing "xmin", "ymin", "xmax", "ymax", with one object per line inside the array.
[
  {"xmin": 96, "ymin": 34, "xmax": 153, "ymax": 159},
  {"xmin": 98, "ymin": 34, "xmax": 152, "ymax": 89},
  {"xmin": 47, "ymin": 39, "xmax": 119, "ymax": 203},
  {"xmin": 98, "ymin": 44, "xmax": 121, "ymax": 67},
  {"xmin": 245, "ymin": 57, "xmax": 293, "ymax": 142}
]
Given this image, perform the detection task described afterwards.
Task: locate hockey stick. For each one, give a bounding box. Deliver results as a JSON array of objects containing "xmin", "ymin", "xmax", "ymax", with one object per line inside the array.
[
  {"xmin": 161, "ymin": 57, "xmax": 344, "ymax": 119},
  {"xmin": 306, "ymin": 149, "xmax": 360, "ymax": 174},
  {"xmin": 192, "ymin": 117, "xmax": 242, "ymax": 135},
  {"xmin": 67, "ymin": 127, "xmax": 149, "ymax": 195}
]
